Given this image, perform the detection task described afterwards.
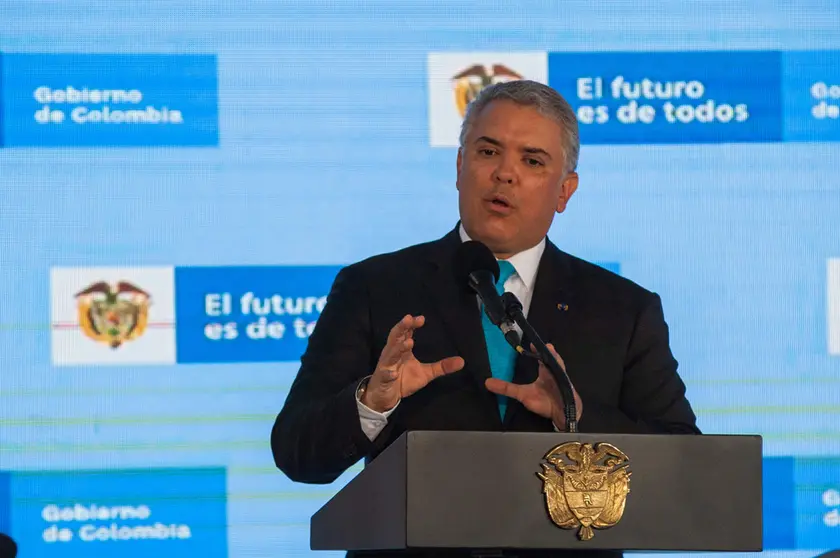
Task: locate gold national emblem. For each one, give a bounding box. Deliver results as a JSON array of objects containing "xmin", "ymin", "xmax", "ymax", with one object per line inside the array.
[
  {"xmin": 537, "ymin": 442, "xmax": 631, "ymax": 541},
  {"xmin": 74, "ymin": 281, "xmax": 151, "ymax": 348},
  {"xmin": 451, "ymin": 64, "xmax": 524, "ymax": 118}
]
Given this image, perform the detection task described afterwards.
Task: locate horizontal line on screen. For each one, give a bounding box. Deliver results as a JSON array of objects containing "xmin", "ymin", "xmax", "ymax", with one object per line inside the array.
[
  {"xmin": 5, "ymin": 404, "xmax": 840, "ymax": 428},
  {"xmin": 1, "ymin": 385, "xmax": 295, "ymax": 397},
  {"xmin": 51, "ymin": 322, "xmax": 174, "ymax": 329},
  {"xmin": 11, "ymin": 491, "xmax": 339, "ymax": 504},
  {"xmin": 0, "ymin": 464, "xmax": 363, "ymax": 476},
  {"xmin": 1, "ymin": 413, "xmax": 277, "ymax": 426},
  {"xmin": 4, "ymin": 376, "xmax": 840, "ymax": 398},
  {"xmin": 3, "ymin": 434, "xmax": 840, "ymax": 454},
  {"xmin": 0, "ymin": 322, "xmax": 177, "ymax": 330}
]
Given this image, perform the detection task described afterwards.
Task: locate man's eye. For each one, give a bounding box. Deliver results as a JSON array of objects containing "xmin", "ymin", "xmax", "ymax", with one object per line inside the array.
[
  {"xmin": 478, "ymin": 149, "xmax": 495, "ymax": 156},
  {"xmin": 525, "ymin": 158, "xmax": 543, "ymax": 166}
]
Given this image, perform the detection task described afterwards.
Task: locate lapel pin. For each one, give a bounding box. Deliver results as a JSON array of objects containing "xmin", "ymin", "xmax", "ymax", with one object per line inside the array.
[{"xmin": 557, "ymin": 303, "xmax": 569, "ymax": 311}]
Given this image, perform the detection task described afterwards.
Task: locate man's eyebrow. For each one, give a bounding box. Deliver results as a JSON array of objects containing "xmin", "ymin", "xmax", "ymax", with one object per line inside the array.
[
  {"xmin": 522, "ymin": 146, "xmax": 552, "ymax": 159},
  {"xmin": 474, "ymin": 136, "xmax": 553, "ymax": 160},
  {"xmin": 474, "ymin": 135, "xmax": 502, "ymax": 146}
]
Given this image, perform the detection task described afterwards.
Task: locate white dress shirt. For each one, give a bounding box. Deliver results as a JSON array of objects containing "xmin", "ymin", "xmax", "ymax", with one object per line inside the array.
[{"xmin": 356, "ymin": 225, "xmax": 547, "ymax": 441}]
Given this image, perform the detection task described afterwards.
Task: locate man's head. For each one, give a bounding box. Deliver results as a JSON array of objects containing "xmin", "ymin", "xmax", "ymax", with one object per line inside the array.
[{"xmin": 456, "ymin": 80, "xmax": 580, "ymax": 259}]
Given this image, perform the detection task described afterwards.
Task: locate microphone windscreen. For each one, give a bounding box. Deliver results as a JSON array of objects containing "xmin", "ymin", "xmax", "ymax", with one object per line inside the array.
[
  {"xmin": 454, "ymin": 240, "xmax": 499, "ymax": 286},
  {"xmin": 0, "ymin": 533, "xmax": 17, "ymax": 558}
]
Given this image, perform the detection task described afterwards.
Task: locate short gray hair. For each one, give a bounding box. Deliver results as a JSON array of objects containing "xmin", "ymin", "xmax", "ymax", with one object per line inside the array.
[{"xmin": 458, "ymin": 80, "xmax": 580, "ymax": 173}]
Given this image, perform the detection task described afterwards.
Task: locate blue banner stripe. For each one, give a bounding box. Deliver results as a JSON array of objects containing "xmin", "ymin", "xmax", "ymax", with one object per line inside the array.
[
  {"xmin": 174, "ymin": 265, "xmax": 343, "ymax": 364},
  {"xmin": 0, "ymin": 53, "xmax": 218, "ymax": 147},
  {"xmin": 547, "ymin": 50, "xmax": 783, "ymax": 145},
  {"xmin": 8, "ymin": 468, "xmax": 227, "ymax": 557}
]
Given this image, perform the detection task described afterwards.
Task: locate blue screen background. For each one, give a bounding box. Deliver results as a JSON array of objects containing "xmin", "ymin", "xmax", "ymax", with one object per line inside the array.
[{"xmin": 1, "ymin": 1, "xmax": 839, "ymax": 556}]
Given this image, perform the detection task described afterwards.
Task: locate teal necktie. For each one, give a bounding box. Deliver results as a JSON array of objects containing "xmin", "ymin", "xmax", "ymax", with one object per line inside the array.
[{"xmin": 481, "ymin": 260, "xmax": 517, "ymax": 419}]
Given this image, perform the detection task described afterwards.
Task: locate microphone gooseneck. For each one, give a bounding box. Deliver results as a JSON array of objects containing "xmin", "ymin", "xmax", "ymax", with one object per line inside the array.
[
  {"xmin": 454, "ymin": 240, "xmax": 578, "ymax": 432},
  {"xmin": 500, "ymin": 292, "xmax": 578, "ymax": 433}
]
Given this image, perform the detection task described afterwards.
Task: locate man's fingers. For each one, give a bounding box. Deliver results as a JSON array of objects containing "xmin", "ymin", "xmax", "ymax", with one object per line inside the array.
[
  {"xmin": 378, "ymin": 338, "xmax": 403, "ymax": 364},
  {"xmin": 380, "ymin": 316, "xmax": 424, "ymax": 364},
  {"xmin": 387, "ymin": 315, "xmax": 425, "ymax": 343},
  {"xmin": 485, "ymin": 378, "xmax": 525, "ymax": 402},
  {"xmin": 386, "ymin": 314, "xmax": 412, "ymax": 343},
  {"xmin": 425, "ymin": 356, "xmax": 464, "ymax": 379}
]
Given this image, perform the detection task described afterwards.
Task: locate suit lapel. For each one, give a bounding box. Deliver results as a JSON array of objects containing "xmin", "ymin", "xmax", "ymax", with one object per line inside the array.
[
  {"xmin": 421, "ymin": 228, "xmax": 500, "ymax": 421},
  {"xmin": 504, "ymin": 240, "xmax": 576, "ymax": 427}
]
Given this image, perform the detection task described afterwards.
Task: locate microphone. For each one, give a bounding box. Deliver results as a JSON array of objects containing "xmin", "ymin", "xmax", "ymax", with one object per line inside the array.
[
  {"xmin": 501, "ymin": 292, "xmax": 578, "ymax": 433},
  {"xmin": 0, "ymin": 533, "xmax": 17, "ymax": 558},
  {"xmin": 454, "ymin": 241, "xmax": 521, "ymax": 351},
  {"xmin": 454, "ymin": 241, "xmax": 509, "ymax": 324}
]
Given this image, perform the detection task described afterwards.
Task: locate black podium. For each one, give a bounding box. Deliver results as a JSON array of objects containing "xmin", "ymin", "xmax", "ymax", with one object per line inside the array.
[{"xmin": 310, "ymin": 431, "xmax": 762, "ymax": 553}]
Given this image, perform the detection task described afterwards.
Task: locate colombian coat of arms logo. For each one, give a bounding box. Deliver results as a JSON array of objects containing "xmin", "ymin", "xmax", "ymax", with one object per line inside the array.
[
  {"xmin": 74, "ymin": 281, "xmax": 152, "ymax": 348},
  {"xmin": 537, "ymin": 441, "xmax": 631, "ymax": 541},
  {"xmin": 451, "ymin": 64, "xmax": 524, "ymax": 117}
]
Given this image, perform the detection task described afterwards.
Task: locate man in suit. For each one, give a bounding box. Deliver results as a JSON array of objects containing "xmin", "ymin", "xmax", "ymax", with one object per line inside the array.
[{"xmin": 271, "ymin": 79, "xmax": 699, "ymax": 556}]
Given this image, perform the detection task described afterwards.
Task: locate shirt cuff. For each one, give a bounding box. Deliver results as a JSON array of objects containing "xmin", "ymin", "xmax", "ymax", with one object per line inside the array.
[{"xmin": 355, "ymin": 376, "xmax": 398, "ymax": 441}]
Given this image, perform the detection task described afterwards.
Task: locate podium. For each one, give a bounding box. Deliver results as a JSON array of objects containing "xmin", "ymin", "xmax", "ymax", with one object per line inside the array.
[{"xmin": 311, "ymin": 431, "xmax": 762, "ymax": 553}]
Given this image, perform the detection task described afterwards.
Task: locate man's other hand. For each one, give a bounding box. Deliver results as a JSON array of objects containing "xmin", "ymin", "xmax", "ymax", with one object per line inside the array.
[{"xmin": 485, "ymin": 343, "xmax": 583, "ymax": 429}]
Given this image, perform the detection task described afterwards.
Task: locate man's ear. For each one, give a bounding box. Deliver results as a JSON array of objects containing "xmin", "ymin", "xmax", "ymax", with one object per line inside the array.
[
  {"xmin": 456, "ymin": 148, "xmax": 463, "ymax": 191},
  {"xmin": 556, "ymin": 172, "xmax": 579, "ymax": 213}
]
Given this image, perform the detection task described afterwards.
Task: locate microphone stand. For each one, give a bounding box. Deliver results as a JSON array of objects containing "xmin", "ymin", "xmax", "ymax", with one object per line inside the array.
[{"xmin": 501, "ymin": 293, "xmax": 578, "ymax": 433}]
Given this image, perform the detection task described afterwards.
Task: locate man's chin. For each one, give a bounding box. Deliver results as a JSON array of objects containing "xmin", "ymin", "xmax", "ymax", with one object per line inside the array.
[{"xmin": 467, "ymin": 224, "xmax": 517, "ymax": 254}]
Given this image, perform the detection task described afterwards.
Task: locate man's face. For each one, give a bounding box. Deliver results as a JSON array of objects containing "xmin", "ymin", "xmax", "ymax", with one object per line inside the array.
[{"xmin": 456, "ymin": 99, "xmax": 578, "ymax": 258}]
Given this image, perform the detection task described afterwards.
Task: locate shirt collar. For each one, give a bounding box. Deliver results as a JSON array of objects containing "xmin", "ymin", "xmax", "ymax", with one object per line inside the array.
[{"xmin": 458, "ymin": 223, "xmax": 545, "ymax": 291}]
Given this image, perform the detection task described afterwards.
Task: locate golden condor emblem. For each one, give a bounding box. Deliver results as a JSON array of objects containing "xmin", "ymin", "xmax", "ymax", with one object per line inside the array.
[{"xmin": 537, "ymin": 441, "xmax": 631, "ymax": 541}]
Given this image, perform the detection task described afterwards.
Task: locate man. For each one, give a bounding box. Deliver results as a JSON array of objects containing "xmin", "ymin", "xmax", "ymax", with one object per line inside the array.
[{"xmin": 271, "ymin": 80, "xmax": 699, "ymax": 556}]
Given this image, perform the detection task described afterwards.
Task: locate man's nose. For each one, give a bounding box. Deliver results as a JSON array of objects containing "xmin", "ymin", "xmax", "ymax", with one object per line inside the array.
[{"xmin": 492, "ymin": 157, "xmax": 517, "ymax": 185}]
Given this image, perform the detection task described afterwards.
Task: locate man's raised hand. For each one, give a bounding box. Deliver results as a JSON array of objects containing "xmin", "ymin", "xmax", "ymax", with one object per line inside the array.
[{"xmin": 360, "ymin": 314, "xmax": 464, "ymax": 413}]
